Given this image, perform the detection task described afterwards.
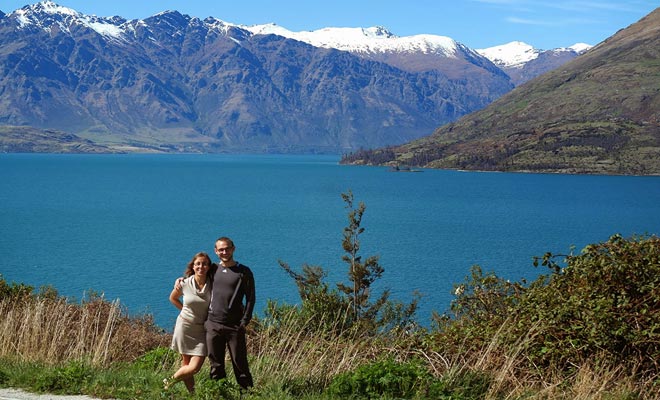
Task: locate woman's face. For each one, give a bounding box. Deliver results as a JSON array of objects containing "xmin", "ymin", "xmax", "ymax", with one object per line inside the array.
[{"xmin": 193, "ymin": 257, "xmax": 210, "ymax": 276}]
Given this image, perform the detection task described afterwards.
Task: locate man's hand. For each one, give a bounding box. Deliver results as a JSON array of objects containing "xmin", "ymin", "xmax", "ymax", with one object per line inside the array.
[{"xmin": 173, "ymin": 277, "xmax": 184, "ymax": 291}]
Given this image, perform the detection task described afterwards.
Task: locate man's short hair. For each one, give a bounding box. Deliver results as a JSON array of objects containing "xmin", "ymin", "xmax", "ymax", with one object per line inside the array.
[{"xmin": 215, "ymin": 236, "xmax": 235, "ymax": 249}]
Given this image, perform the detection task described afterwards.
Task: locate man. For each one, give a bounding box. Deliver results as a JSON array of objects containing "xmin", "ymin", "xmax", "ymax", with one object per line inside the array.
[
  {"xmin": 174, "ymin": 236, "xmax": 255, "ymax": 389},
  {"xmin": 206, "ymin": 236, "xmax": 255, "ymax": 389}
]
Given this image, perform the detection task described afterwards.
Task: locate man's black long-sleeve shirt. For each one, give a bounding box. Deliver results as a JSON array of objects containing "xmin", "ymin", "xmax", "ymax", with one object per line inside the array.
[{"xmin": 207, "ymin": 262, "xmax": 255, "ymax": 327}]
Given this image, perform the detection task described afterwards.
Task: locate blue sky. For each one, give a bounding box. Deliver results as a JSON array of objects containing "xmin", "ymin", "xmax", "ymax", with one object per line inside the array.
[{"xmin": 2, "ymin": 0, "xmax": 658, "ymax": 49}]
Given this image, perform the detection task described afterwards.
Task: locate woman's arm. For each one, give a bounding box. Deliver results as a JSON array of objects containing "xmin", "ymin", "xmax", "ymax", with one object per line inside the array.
[{"xmin": 169, "ymin": 286, "xmax": 183, "ymax": 311}]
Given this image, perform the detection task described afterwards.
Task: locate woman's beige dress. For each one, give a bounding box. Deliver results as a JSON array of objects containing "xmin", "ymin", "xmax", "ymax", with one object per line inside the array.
[{"xmin": 171, "ymin": 275, "xmax": 211, "ymax": 356}]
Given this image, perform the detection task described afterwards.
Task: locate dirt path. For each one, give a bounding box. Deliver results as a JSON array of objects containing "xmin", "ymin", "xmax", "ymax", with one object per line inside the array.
[{"xmin": 0, "ymin": 388, "xmax": 107, "ymax": 400}]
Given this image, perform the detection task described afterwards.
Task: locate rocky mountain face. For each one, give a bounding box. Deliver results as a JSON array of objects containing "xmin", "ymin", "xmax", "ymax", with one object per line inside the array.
[
  {"xmin": 0, "ymin": 1, "xmax": 516, "ymax": 153},
  {"xmin": 342, "ymin": 8, "xmax": 660, "ymax": 175}
]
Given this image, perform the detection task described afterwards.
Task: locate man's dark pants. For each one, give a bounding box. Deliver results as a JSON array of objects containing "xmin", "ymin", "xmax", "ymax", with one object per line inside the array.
[{"xmin": 205, "ymin": 320, "xmax": 254, "ymax": 389}]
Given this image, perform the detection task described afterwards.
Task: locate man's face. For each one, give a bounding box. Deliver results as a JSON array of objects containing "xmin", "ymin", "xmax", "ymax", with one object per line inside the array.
[{"xmin": 215, "ymin": 240, "xmax": 235, "ymax": 263}]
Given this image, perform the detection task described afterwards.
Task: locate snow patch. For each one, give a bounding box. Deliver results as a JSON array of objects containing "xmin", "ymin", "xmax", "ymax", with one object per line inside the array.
[
  {"xmin": 12, "ymin": 10, "xmax": 31, "ymax": 27},
  {"xmin": 476, "ymin": 41, "xmax": 539, "ymax": 68},
  {"xmin": 569, "ymin": 43, "xmax": 592, "ymax": 53},
  {"xmin": 244, "ymin": 24, "xmax": 459, "ymax": 57},
  {"xmin": 86, "ymin": 20, "xmax": 124, "ymax": 38}
]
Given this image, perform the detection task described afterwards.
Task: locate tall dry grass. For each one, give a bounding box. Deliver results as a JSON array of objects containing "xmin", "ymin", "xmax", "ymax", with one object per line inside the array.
[
  {"xmin": 247, "ymin": 308, "xmax": 648, "ymax": 398},
  {"xmin": 248, "ymin": 309, "xmax": 380, "ymax": 388},
  {"xmin": 0, "ymin": 295, "xmax": 170, "ymax": 366}
]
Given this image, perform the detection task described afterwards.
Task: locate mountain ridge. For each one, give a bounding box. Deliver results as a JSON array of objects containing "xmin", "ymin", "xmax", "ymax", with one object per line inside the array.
[
  {"xmin": 0, "ymin": 1, "xmax": 597, "ymax": 154},
  {"xmin": 0, "ymin": 1, "xmax": 516, "ymax": 153}
]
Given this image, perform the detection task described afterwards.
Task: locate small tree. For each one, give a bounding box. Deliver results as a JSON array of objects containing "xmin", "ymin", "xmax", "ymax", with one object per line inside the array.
[
  {"xmin": 337, "ymin": 190, "xmax": 387, "ymax": 323},
  {"xmin": 276, "ymin": 190, "xmax": 418, "ymax": 336}
]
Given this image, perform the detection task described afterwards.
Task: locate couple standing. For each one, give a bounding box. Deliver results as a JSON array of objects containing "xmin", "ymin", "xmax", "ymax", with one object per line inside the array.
[{"xmin": 167, "ymin": 236, "xmax": 256, "ymax": 393}]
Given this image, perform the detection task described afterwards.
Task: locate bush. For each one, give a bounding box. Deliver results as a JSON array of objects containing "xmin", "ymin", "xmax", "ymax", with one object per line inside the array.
[
  {"xmin": 0, "ymin": 275, "xmax": 34, "ymax": 301},
  {"xmin": 432, "ymin": 234, "xmax": 660, "ymax": 377},
  {"xmin": 328, "ymin": 357, "xmax": 431, "ymax": 399},
  {"xmin": 0, "ymin": 368, "xmax": 8, "ymax": 385},
  {"xmin": 521, "ymin": 234, "xmax": 660, "ymax": 370},
  {"xmin": 431, "ymin": 265, "xmax": 526, "ymax": 354}
]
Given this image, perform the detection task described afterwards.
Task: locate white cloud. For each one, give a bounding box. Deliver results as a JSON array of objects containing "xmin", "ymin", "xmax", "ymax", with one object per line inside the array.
[
  {"xmin": 474, "ymin": 0, "xmax": 652, "ymax": 14},
  {"xmin": 506, "ymin": 16, "xmax": 553, "ymax": 25}
]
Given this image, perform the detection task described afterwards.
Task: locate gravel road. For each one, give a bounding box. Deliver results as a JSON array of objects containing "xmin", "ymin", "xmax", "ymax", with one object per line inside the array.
[{"xmin": 0, "ymin": 388, "xmax": 107, "ymax": 400}]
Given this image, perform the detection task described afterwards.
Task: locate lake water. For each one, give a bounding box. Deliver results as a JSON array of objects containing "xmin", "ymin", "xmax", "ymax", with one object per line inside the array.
[{"xmin": 1, "ymin": 153, "xmax": 659, "ymax": 330}]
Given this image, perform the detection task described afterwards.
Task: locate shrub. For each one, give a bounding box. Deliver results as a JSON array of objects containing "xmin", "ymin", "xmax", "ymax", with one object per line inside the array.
[
  {"xmin": 328, "ymin": 357, "xmax": 431, "ymax": 399},
  {"xmin": 0, "ymin": 275, "xmax": 34, "ymax": 301},
  {"xmin": 521, "ymin": 234, "xmax": 660, "ymax": 371},
  {"xmin": 430, "ymin": 265, "xmax": 527, "ymax": 354},
  {"xmin": 431, "ymin": 234, "xmax": 660, "ymax": 378}
]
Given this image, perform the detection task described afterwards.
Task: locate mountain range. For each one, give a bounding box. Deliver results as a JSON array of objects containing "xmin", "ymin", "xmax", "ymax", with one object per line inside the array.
[
  {"xmin": 342, "ymin": 8, "xmax": 660, "ymax": 175},
  {"xmin": 0, "ymin": 1, "xmax": 587, "ymax": 153}
]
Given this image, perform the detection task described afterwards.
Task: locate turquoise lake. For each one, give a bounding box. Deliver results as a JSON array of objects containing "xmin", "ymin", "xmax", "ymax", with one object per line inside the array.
[{"xmin": 1, "ymin": 153, "xmax": 659, "ymax": 329}]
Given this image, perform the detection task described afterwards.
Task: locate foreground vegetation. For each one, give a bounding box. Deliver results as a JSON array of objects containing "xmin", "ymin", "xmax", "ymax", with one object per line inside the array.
[{"xmin": 1, "ymin": 193, "xmax": 659, "ymax": 399}]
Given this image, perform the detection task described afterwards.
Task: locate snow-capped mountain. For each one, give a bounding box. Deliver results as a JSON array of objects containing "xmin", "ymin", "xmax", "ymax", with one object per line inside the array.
[
  {"xmin": 477, "ymin": 41, "xmax": 540, "ymax": 68},
  {"xmin": 477, "ymin": 41, "xmax": 592, "ymax": 68},
  {"xmin": 6, "ymin": 1, "xmax": 585, "ymax": 82},
  {"xmin": 243, "ymin": 23, "xmax": 507, "ymax": 79},
  {"xmin": 477, "ymin": 41, "xmax": 593, "ymax": 85},
  {"xmin": 245, "ymin": 24, "xmax": 592, "ymax": 84}
]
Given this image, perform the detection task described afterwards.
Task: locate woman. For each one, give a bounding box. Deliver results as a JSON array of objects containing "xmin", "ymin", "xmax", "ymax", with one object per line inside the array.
[{"xmin": 164, "ymin": 252, "xmax": 215, "ymax": 393}]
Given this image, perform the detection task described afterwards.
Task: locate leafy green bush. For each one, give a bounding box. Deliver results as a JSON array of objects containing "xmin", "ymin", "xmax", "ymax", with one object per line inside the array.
[
  {"xmin": 280, "ymin": 375, "xmax": 327, "ymax": 397},
  {"xmin": 191, "ymin": 377, "xmax": 242, "ymax": 400},
  {"xmin": 433, "ymin": 234, "xmax": 660, "ymax": 376},
  {"xmin": 521, "ymin": 234, "xmax": 660, "ymax": 370},
  {"xmin": 0, "ymin": 275, "xmax": 34, "ymax": 301},
  {"xmin": 429, "ymin": 264, "xmax": 527, "ymax": 360},
  {"xmin": 0, "ymin": 275, "xmax": 58, "ymax": 301},
  {"xmin": 328, "ymin": 357, "xmax": 431, "ymax": 399}
]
